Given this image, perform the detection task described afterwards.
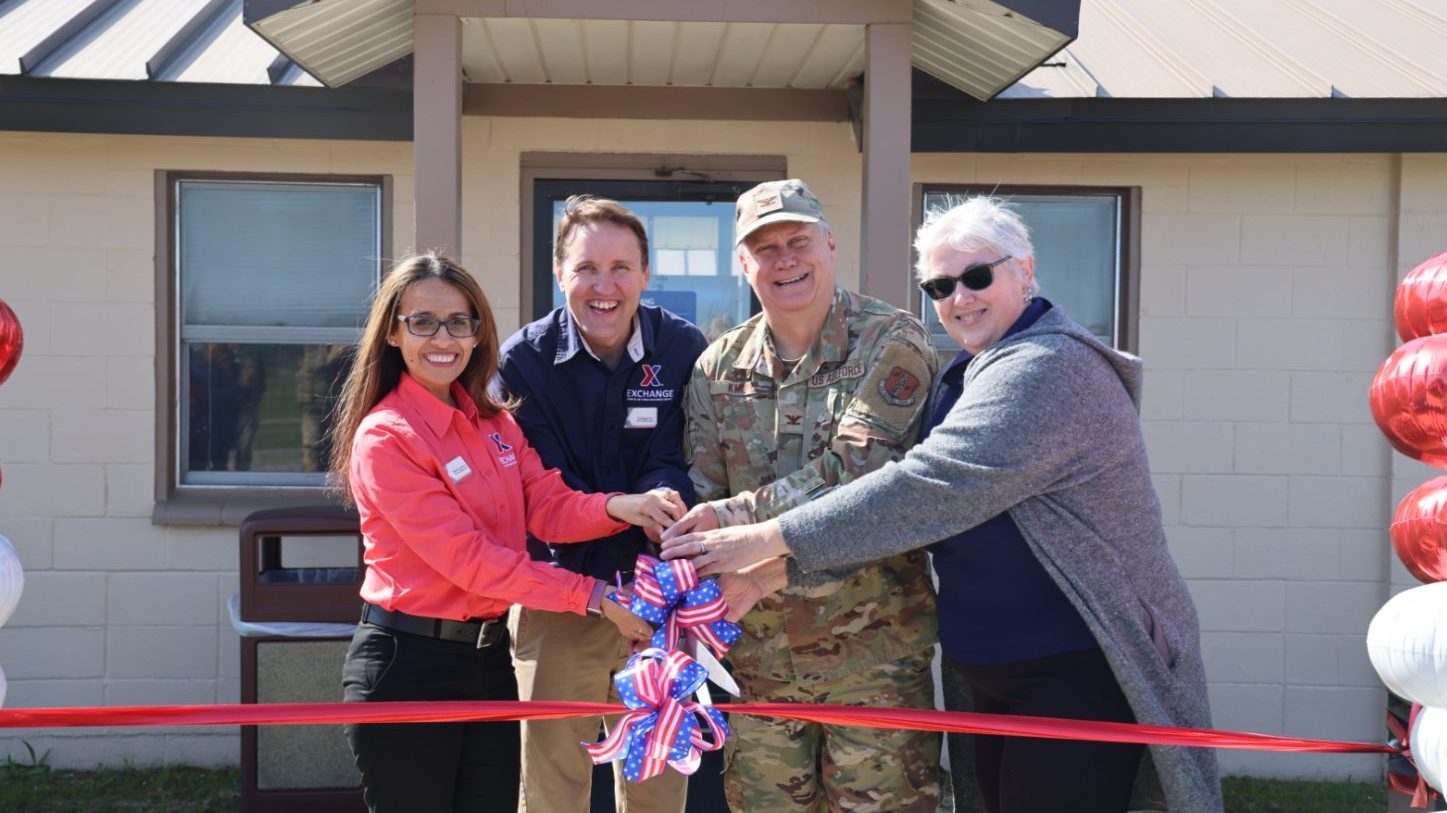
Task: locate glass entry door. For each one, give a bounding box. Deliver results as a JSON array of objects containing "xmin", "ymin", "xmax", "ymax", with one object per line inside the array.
[{"xmin": 532, "ymin": 179, "xmax": 762, "ymax": 340}]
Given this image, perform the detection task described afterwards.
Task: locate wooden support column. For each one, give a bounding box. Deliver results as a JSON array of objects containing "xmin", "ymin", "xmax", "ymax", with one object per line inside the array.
[
  {"xmin": 413, "ymin": 12, "xmax": 462, "ymax": 256},
  {"xmin": 860, "ymin": 22, "xmax": 913, "ymax": 310}
]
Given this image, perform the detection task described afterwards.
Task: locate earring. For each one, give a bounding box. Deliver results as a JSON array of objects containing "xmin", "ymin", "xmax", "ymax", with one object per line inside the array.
[{"xmin": 1022, "ymin": 288, "xmax": 1033, "ymax": 304}]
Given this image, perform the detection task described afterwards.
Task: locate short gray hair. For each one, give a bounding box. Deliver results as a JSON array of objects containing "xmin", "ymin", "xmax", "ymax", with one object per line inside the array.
[{"xmin": 914, "ymin": 196, "xmax": 1037, "ymax": 294}]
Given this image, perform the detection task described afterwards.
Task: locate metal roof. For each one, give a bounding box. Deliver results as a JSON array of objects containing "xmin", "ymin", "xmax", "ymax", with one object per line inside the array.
[
  {"xmin": 914, "ymin": 0, "xmax": 1075, "ymax": 101},
  {"xmin": 3, "ymin": 0, "xmax": 1446, "ymax": 100},
  {"xmin": 245, "ymin": 0, "xmax": 408, "ymax": 89},
  {"xmin": 1003, "ymin": 0, "xmax": 1447, "ymax": 98},
  {"xmin": 0, "ymin": 0, "xmax": 318, "ymax": 85}
]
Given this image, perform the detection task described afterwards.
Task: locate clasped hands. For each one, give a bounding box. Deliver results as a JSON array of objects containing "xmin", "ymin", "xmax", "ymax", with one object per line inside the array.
[
  {"xmin": 598, "ymin": 492, "xmax": 789, "ymax": 634},
  {"xmin": 605, "ymin": 487, "xmax": 689, "ymax": 541},
  {"xmin": 657, "ymin": 504, "xmax": 792, "ymax": 622}
]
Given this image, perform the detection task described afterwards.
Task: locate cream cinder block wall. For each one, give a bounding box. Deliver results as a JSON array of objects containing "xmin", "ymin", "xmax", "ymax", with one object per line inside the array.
[
  {"xmin": 0, "ymin": 130, "xmax": 415, "ymax": 767},
  {"xmin": 915, "ymin": 153, "xmax": 1403, "ymax": 780}
]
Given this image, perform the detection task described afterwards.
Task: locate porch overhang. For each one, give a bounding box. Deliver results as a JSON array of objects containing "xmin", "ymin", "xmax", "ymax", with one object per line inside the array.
[{"xmin": 244, "ymin": 0, "xmax": 1078, "ymax": 102}]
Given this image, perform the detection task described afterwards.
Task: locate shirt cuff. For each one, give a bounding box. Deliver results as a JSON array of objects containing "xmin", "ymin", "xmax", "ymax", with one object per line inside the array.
[{"xmin": 710, "ymin": 496, "xmax": 753, "ymax": 528}]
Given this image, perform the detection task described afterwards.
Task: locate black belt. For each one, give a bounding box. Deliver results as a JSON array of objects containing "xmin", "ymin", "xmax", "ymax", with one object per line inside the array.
[{"xmin": 361, "ymin": 603, "xmax": 507, "ymax": 649}]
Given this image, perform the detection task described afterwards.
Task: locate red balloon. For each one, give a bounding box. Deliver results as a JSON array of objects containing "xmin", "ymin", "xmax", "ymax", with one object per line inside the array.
[
  {"xmin": 1397, "ymin": 251, "xmax": 1447, "ymax": 342},
  {"xmin": 1392, "ymin": 477, "xmax": 1447, "ymax": 583},
  {"xmin": 0, "ymin": 298, "xmax": 21, "ymax": 388},
  {"xmin": 1369, "ymin": 334, "xmax": 1447, "ymax": 467}
]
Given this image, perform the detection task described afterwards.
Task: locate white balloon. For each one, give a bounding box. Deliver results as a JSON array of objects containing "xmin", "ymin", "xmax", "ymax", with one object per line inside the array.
[
  {"xmin": 1414, "ymin": 706, "xmax": 1447, "ymax": 794},
  {"xmin": 0, "ymin": 534, "xmax": 21, "ymax": 628},
  {"xmin": 0, "ymin": 662, "xmax": 7, "ymax": 709},
  {"xmin": 1369, "ymin": 582, "xmax": 1447, "ymax": 707}
]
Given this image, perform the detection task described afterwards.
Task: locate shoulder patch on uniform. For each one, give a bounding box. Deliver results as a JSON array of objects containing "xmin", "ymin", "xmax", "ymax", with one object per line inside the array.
[
  {"xmin": 808, "ymin": 361, "xmax": 865, "ymax": 388},
  {"xmin": 877, "ymin": 366, "xmax": 922, "ymax": 406}
]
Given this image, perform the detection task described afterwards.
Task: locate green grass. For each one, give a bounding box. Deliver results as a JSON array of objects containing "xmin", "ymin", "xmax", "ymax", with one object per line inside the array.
[
  {"xmin": 0, "ymin": 745, "xmax": 239, "ymax": 813},
  {"xmin": 0, "ymin": 749, "xmax": 1391, "ymax": 813},
  {"xmin": 1222, "ymin": 776, "xmax": 1387, "ymax": 813}
]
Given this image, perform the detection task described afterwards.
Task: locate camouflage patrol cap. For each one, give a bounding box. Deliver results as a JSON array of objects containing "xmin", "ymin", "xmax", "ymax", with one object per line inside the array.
[{"xmin": 734, "ymin": 179, "xmax": 827, "ymax": 246}]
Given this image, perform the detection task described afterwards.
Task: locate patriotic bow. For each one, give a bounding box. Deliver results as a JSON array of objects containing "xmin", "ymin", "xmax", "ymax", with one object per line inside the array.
[
  {"xmin": 615, "ymin": 555, "xmax": 742, "ymax": 657},
  {"xmin": 585, "ymin": 648, "xmax": 729, "ymax": 783}
]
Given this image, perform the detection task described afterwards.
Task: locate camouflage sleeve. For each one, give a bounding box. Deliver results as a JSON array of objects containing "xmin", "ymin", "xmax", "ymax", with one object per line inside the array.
[
  {"xmin": 685, "ymin": 353, "xmax": 732, "ymax": 504},
  {"xmin": 713, "ymin": 317, "xmax": 939, "ymax": 527}
]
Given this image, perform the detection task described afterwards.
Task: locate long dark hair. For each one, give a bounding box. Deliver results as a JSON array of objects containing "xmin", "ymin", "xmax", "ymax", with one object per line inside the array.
[{"xmin": 327, "ymin": 252, "xmax": 507, "ymax": 502}]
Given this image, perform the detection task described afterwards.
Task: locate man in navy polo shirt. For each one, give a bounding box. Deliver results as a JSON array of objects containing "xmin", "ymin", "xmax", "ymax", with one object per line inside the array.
[{"xmin": 499, "ymin": 195, "xmax": 707, "ymax": 813}]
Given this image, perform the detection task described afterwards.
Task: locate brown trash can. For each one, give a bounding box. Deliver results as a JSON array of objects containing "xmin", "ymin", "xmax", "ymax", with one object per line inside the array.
[{"xmin": 237, "ymin": 506, "xmax": 365, "ymax": 813}]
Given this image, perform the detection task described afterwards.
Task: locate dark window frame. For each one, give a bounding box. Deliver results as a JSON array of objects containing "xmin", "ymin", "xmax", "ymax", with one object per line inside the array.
[
  {"xmin": 154, "ymin": 170, "xmax": 392, "ymax": 526},
  {"xmin": 911, "ymin": 183, "xmax": 1141, "ymax": 354}
]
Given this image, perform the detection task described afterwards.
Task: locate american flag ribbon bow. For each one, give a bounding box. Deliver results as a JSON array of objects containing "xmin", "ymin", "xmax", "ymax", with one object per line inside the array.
[
  {"xmin": 614, "ymin": 555, "xmax": 742, "ymax": 656},
  {"xmin": 584, "ymin": 647, "xmax": 729, "ymax": 782}
]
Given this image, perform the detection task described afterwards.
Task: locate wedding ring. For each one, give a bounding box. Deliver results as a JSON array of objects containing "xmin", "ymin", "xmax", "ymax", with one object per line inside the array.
[{"xmin": 699, "ymin": 539, "xmax": 708, "ymax": 556}]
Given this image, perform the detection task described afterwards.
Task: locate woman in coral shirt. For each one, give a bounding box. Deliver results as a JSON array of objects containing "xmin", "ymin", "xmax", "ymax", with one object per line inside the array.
[{"xmin": 328, "ymin": 253, "xmax": 679, "ymax": 813}]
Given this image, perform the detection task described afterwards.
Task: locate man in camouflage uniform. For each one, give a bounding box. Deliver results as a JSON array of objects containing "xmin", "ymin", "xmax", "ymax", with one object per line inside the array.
[{"xmin": 670, "ymin": 179, "xmax": 941, "ymax": 812}]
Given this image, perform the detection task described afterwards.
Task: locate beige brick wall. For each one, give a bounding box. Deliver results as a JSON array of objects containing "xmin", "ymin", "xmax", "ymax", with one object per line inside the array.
[
  {"xmin": 0, "ymin": 131, "xmax": 413, "ymax": 767},
  {"xmin": 0, "ymin": 127, "xmax": 1432, "ymax": 780}
]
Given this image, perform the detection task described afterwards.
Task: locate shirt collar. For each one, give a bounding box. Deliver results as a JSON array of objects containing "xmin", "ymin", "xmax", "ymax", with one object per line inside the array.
[
  {"xmin": 395, "ymin": 371, "xmax": 477, "ymax": 437},
  {"xmin": 553, "ymin": 306, "xmax": 647, "ymax": 366},
  {"xmin": 732, "ymin": 286, "xmax": 851, "ymax": 377}
]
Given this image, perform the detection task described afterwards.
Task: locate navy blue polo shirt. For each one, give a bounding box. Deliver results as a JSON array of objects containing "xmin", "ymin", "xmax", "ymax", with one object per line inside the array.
[
  {"xmin": 927, "ymin": 298, "xmax": 1098, "ymax": 665},
  {"xmin": 499, "ymin": 304, "xmax": 708, "ymax": 581}
]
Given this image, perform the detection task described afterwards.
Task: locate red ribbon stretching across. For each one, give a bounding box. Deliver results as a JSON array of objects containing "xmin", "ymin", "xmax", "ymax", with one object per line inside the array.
[{"xmin": 0, "ymin": 700, "xmax": 1395, "ymax": 755}]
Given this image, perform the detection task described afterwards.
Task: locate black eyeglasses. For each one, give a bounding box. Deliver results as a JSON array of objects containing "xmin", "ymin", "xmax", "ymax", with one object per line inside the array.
[
  {"xmin": 396, "ymin": 314, "xmax": 481, "ymax": 338},
  {"xmin": 918, "ymin": 256, "xmax": 1013, "ymax": 301}
]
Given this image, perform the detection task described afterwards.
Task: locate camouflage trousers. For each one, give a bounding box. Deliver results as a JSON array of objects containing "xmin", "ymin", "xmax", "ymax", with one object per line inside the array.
[{"xmin": 724, "ymin": 648, "xmax": 941, "ymax": 813}]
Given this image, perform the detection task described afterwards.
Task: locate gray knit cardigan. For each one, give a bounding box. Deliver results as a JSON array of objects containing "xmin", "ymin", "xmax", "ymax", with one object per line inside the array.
[{"xmin": 777, "ymin": 307, "xmax": 1222, "ymax": 813}]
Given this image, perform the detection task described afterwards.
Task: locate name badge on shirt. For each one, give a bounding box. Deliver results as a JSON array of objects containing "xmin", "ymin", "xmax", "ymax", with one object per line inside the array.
[
  {"xmin": 445, "ymin": 456, "xmax": 472, "ymax": 483},
  {"xmin": 626, "ymin": 406, "xmax": 659, "ymax": 429}
]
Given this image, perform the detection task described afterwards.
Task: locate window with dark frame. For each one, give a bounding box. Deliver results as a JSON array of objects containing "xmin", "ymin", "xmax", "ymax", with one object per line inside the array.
[
  {"xmin": 917, "ymin": 186, "xmax": 1138, "ymax": 354},
  {"xmin": 173, "ymin": 177, "xmax": 383, "ymax": 488}
]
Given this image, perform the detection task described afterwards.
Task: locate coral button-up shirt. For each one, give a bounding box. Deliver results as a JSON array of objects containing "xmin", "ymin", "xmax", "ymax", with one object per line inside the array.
[{"xmin": 350, "ymin": 373, "xmax": 627, "ymax": 622}]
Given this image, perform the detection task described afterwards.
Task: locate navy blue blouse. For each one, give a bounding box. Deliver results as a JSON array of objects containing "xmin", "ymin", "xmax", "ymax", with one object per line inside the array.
[{"xmin": 925, "ymin": 298, "xmax": 1098, "ymax": 664}]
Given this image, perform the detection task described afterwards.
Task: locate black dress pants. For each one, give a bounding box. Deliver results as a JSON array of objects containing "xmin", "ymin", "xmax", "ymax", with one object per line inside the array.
[
  {"xmin": 342, "ymin": 623, "xmax": 520, "ymax": 813},
  {"xmin": 947, "ymin": 648, "xmax": 1143, "ymax": 813}
]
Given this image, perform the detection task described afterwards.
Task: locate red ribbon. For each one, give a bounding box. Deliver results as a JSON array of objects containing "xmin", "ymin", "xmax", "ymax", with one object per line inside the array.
[
  {"xmin": 0, "ymin": 700, "xmax": 1397, "ymax": 755},
  {"xmin": 1388, "ymin": 703, "xmax": 1437, "ymax": 809}
]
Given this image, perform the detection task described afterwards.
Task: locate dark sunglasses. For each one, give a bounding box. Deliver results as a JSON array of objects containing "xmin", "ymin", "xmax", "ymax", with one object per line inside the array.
[
  {"xmin": 918, "ymin": 255, "xmax": 1013, "ymax": 301},
  {"xmin": 397, "ymin": 313, "xmax": 481, "ymax": 338}
]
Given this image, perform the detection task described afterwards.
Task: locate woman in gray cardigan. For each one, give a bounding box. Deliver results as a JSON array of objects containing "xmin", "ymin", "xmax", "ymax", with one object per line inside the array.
[{"xmin": 662, "ymin": 198, "xmax": 1220, "ymax": 813}]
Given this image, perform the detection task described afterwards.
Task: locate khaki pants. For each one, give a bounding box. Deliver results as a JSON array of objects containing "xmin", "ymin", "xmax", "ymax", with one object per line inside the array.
[{"xmin": 510, "ymin": 606, "xmax": 687, "ymax": 813}]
